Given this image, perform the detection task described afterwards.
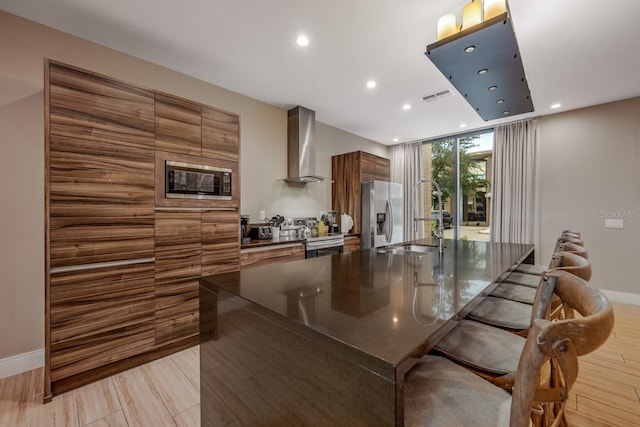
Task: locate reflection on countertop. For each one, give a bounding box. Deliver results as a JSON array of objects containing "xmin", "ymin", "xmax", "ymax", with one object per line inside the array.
[{"xmin": 200, "ymin": 238, "xmax": 534, "ymax": 365}]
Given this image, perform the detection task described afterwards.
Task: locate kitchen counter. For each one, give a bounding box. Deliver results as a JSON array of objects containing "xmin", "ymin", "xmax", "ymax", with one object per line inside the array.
[{"xmin": 199, "ymin": 238, "xmax": 533, "ymax": 425}]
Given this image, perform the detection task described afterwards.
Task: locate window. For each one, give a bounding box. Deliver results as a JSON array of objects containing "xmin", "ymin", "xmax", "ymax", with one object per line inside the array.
[{"xmin": 422, "ymin": 130, "xmax": 493, "ymax": 242}]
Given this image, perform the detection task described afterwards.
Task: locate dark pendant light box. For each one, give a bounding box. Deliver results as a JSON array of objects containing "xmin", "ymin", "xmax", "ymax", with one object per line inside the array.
[{"xmin": 425, "ymin": 12, "xmax": 534, "ymax": 121}]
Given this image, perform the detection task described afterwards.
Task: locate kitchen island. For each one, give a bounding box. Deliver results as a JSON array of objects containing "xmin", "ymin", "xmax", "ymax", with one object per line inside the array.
[{"xmin": 199, "ymin": 238, "xmax": 533, "ymax": 426}]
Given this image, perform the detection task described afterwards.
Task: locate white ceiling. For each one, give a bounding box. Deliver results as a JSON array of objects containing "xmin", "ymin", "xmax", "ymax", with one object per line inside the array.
[{"xmin": 2, "ymin": 0, "xmax": 640, "ymax": 145}]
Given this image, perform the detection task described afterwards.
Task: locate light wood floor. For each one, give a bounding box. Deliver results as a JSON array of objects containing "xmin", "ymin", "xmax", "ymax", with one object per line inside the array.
[{"xmin": 1, "ymin": 302, "xmax": 639, "ymax": 426}]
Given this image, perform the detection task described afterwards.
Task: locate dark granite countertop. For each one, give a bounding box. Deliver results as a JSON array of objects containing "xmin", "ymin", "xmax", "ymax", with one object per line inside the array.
[{"xmin": 201, "ymin": 238, "xmax": 533, "ymax": 367}]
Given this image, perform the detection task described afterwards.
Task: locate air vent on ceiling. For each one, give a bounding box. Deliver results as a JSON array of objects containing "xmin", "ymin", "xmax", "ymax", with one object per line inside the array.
[{"xmin": 421, "ymin": 89, "xmax": 452, "ymax": 102}]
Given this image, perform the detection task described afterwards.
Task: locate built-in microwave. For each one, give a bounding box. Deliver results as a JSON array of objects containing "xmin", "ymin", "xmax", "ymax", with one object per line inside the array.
[{"xmin": 165, "ymin": 160, "xmax": 232, "ymax": 200}]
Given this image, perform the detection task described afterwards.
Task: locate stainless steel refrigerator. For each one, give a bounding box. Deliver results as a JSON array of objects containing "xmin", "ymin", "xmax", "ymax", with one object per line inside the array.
[{"xmin": 361, "ymin": 180, "xmax": 403, "ymax": 249}]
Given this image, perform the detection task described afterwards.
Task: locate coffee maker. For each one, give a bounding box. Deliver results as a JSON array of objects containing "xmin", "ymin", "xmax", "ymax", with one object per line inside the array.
[{"xmin": 240, "ymin": 215, "xmax": 251, "ymax": 244}]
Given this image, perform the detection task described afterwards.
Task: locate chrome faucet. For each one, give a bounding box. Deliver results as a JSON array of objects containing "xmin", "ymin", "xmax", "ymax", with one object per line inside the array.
[{"xmin": 413, "ymin": 178, "xmax": 444, "ymax": 254}]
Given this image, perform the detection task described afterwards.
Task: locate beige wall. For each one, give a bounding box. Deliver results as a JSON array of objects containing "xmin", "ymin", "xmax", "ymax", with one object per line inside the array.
[
  {"xmin": 0, "ymin": 11, "xmax": 387, "ymax": 360},
  {"xmin": 538, "ymin": 97, "xmax": 640, "ymax": 294}
]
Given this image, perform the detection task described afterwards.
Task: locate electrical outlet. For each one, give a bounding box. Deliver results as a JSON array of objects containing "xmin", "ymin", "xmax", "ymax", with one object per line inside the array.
[
  {"xmin": 260, "ymin": 210, "xmax": 266, "ymax": 220},
  {"xmin": 605, "ymin": 218, "xmax": 624, "ymax": 229}
]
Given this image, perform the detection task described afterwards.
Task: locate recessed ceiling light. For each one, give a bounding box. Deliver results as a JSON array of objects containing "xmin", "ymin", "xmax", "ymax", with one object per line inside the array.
[
  {"xmin": 551, "ymin": 103, "xmax": 562, "ymax": 109},
  {"xmin": 402, "ymin": 104, "xmax": 411, "ymax": 110},
  {"xmin": 296, "ymin": 35, "xmax": 309, "ymax": 46},
  {"xmin": 488, "ymin": 86, "xmax": 497, "ymax": 91},
  {"xmin": 503, "ymin": 110, "xmax": 511, "ymax": 115},
  {"xmin": 496, "ymin": 99, "xmax": 504, "ymax": 104},
  {"xmin": 459, "ymin": 123, "xmax": 467, "ymax": 128},
  {"xmin": 366, "ymin": 80, "xmax": 377, "ymax": 89},
  {"xmin": 464, "ymin": 46, "xmax": 476, "ymax": 53},
  {"xmin": 478, "ymin": 69, "xmax": 488, "ymax": 75},
  {"xmin": 392, "ymin": 138, "xmax": 399, "ymax": 142}
]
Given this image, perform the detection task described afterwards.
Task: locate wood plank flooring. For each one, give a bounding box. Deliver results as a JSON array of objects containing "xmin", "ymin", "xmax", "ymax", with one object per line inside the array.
[{"xmin": 1, "ymin": 302, "xmax": 639, "ymax": 426}]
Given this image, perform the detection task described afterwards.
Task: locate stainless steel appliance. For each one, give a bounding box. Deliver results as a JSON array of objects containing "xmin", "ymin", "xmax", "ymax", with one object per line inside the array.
[
  {"xmin": 240, "ymin": 215, "xmax": 251, "ymax": 244},
  {"xmin": 361, "ymin": 180, "xmax": 403, "ymax": 249},
  {"xmin": 305, "ymin": 234, "xmax": 344, "ymax": 258},
  {"xmin": 165, "ymin": 160, "xmax": 232, "ymax": 200}
]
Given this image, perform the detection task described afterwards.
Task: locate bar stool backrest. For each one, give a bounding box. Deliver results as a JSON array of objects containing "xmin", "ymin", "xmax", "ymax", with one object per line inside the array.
[{"xmin": 510, "ymin": 270, "xmax": 614, "ymax": 427}]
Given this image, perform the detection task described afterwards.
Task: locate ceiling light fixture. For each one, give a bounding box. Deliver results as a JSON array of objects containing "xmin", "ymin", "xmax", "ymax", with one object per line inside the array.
[
  {"xmin": 426, "ymin": 0, "xmax": 534, "ymax": 121},
  {"xmin": 551, "ymin": 103, "xmax": 562, "ymax": 109},
  {"xmin": 402, "ymin": 104, "xmax": 412, "ymax": 110},
  {"xmin": 393, "ymin": 138, "xmax": 399, "ymax": 142},
  {"xmin": 296, "ymin": 35, "xmax": 309, "ymax": 46},
  {"xmin": 366, "ymin": 80, "xmax": 377, "ymax": 89},
  {"xmin": 459, "ymin": 123, "xmax": 467, "ymax": 128},
  {"xmin": 496, "ymin": 99, "xmax": 504, "ymax": 104}
]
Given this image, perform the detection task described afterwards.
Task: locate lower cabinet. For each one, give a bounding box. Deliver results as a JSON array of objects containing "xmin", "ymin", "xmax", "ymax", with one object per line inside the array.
[
  {"xmin": 155, "ymin": 209, "xmax": 240, "ymax": 348},
  {"xmin": 344, "ymin": 236, "xmax": 361, "ymax": 253},
  {"xmin": 240, "ymin": 243, "xmax": 305, "ymax": 268},
  {"xmin": 49, "ymin": 262, "xmax": 156, "ymax": 382}
]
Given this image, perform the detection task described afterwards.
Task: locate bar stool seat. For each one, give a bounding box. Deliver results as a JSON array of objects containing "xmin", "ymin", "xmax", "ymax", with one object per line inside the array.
[
  {"xmin": 490, "ymin": 282, "xmax": 537, "ymax": 304},
  {"xmin": 404, "ymin": 355, "xmax": 511, "ymax": 427},
  {"xmin": 514, "ymin": 263, "xmax": 547, "ymax": 275},
  {"xmin": 504, "ymin": 271, "xmax": 541, "ymax": 288},
  {"xmin": 467, "ymin": 296, "xmax": 532, "ymax": 330},
  {"xmin": 434, "ymin": 319, "xmax": 525, "ymax": 375}
]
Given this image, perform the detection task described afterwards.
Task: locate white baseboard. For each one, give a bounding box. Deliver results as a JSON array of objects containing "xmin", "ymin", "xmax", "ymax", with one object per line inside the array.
[
  {"xmin": 601, "ymin": 289, "xmax": 640, "ymax": 306},
  {"xmin": 0, "ymin": 348, "xmax": 44, "ymax": 379}
]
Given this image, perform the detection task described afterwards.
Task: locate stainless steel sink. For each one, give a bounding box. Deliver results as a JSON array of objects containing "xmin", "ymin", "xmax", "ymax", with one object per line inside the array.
[{"xmin": 377, "ymin": 243, "xmax": 441, "ymax": 256}]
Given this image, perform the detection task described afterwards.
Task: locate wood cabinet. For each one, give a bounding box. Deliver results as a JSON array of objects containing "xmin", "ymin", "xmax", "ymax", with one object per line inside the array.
[
  {"xmin": 45, "ymin": 60, "xmax": 242, "ymax": 398},
  {"xmin": 49, "ymin": 262, "xmax": 156, "ymax": 382},
  {"xmin": 332, "ymin": 151, "xmax": 390, "ymax": 235},
  {"xmin": 154, "ymin": 209, "xmax": 240, "ymax": 349},
  {"xmin": 155, "ymin": 94, "xmax": 202, "ymax": 156},
  {"xmin": 344, "ymin": 236, "xmax": 361, "ymax": 253},
  {"xmin": 202, "ymin": 210, "xmax": 240, "ymax": 275},
  {"xmin": 202, "ymin": 106, "xmax": 240, "ymax": 162},
  {"xmin": 154, "ymin": 211, "xmax": 202, "ymax": 349},
  {"xmin": 240, "ymin": 244, "xmax": 305, "ymax": 268}
]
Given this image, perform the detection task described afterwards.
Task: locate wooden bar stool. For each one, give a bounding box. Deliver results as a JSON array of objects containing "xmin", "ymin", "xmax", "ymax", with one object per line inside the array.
[{"xmin": 404, "ymin": 270, "xmax": 614, "ymax": 427}]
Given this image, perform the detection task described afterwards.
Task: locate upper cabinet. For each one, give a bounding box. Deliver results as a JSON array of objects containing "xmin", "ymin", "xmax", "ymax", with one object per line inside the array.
[
  {"xmin": 331, "ymin": 151, "xmax": 390, "ymax": 235},
  {"xmin": 202, "ymin": 106, "xmax": 240, "ymax": 162},
  {"xmin": 154, "ymin": 96, "xmax": 240, "ymax": 163},
  {"xmin": 155, "ymin": 94, "xmax": 202, "ymax": 156}
]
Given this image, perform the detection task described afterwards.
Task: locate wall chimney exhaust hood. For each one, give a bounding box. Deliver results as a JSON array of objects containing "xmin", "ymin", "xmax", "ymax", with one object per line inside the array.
[{"xmin": 284, "ymin": 106, "xmax": 329, "ymax": 184}]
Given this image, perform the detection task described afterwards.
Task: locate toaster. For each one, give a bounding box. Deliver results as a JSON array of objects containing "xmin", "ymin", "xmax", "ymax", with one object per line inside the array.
[{"xmin": 250, "ymin": 225, "xmax": 272, "ymax": 240}]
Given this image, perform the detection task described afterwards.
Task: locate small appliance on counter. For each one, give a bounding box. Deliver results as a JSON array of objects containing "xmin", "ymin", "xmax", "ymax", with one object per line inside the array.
[
  {"xmin": 240, "ymin": 215, "xmax": 251, "ymax": 244},
  {"xmin": 249, "ymin": 224, "xmax": 273, "ymax": 240}
]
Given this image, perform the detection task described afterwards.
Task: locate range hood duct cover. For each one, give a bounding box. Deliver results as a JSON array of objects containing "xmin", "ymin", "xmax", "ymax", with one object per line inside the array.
[{"xmin": 285, "ymin": 106, "xmax": 328, "ymax": 183}]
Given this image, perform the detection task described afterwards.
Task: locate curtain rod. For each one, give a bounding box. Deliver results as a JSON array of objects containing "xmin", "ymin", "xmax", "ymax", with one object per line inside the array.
[{"xmin": 394, "ymin": 116, "xmax": 540, "ymax": 146}]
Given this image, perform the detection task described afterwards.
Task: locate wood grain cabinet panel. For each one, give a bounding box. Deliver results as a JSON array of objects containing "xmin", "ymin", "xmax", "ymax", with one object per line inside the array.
[
  {"xmin": 154, "ymin": 211, "xmax": 202, "ymax": 348},
  {"xmin": 332, "ymin": 151, "xmax": 390, "ymax": 235},
  {"xmin": 202, "ymin": 107, "xmax": 240, "ymax": 162},
  {"xmin": 48, "ymin": 135, "xmax": 155, "ymax": 268},
  {"xmin": 202, "ymin": 210, "xmax": 240, "ymax": 275},
  {"xmin": 49, "ymin": 63, "xmax": 155, "ymax": 150},
  {"xmin": 155, "ymin": 94, "xmax": 202, "ymax": 156},
  {"xmin": 344, "ymin": 236, "xmax": 361, "ymax": 253},
  {"xmin": 240, "ymin": 244, "xmax": 305, "ymax": 268},
  {"xmin": 49, "ymin": 262, "xmax": 156, "ymax": 382}
]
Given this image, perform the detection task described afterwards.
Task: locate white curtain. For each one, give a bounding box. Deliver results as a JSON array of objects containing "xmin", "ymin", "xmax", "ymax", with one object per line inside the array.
[
  {"xmin": 490, "ymin": 118, "xmax": 538, "ymax": 244},
  {"xmin": 391, "ymin": 142, "xmax": 424, "ymax": 241}
]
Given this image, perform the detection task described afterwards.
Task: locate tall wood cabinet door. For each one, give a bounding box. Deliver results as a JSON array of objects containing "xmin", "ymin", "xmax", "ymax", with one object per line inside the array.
[
  {"xmin": 49, "ymin": 137, "xmax": 155, "ymax": 268},
  {"xmin": 48, "ymin": 63, "xmax": 156, "ymax": 269},
  {"xmin": 374, "ymin": 156, "xmax": 391, "ymax": 181},
  {"xmin": 202, "ymin": 107, "xmax": 240, "ymax": 162},
  {"xmin": 155, "ymin": 94, "xmax": 202, "ymax": 156},
  {"xmin": 202, "ymin": 210, "xmax": 240, "ymax": 275},
  {"xmin": 154, "ymin": 211, "xmax": 202, "ymax": 348},
  {"xmin": 49, "ymin": 262, "xmax": 156, "ymax": 382}
]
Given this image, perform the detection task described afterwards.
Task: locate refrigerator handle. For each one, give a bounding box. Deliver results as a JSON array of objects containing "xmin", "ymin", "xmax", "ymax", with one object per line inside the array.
[{"xmin": 386, "ymin": 199, "xmax": 394, "ymax": 243}]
